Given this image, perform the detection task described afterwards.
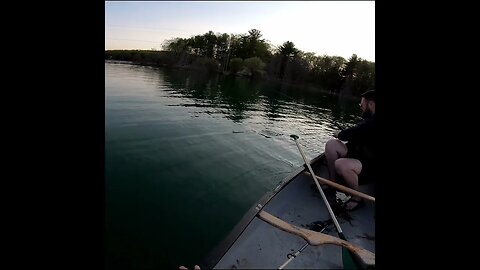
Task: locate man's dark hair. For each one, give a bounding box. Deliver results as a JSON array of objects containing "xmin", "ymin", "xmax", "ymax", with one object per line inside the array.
[{"xmin": 361, "ymin": 90, "xmax": 375, "ymax": 102}]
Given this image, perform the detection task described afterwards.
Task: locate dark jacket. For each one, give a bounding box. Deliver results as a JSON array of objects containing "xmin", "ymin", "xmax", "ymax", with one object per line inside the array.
[{"xmin": 337, "ymin": 114, "xmax": 376, "ymax": 163}]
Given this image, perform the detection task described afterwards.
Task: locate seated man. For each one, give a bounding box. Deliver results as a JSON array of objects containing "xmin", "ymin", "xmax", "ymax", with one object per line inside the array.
[{"xmin": 325, "ymin": 90, "xmax": 376, "ymax": 211}]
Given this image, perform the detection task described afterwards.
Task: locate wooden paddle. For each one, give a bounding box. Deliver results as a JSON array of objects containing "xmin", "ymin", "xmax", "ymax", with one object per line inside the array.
[
  {"xmin": 257, "ymin": 210, "xmax": 375, "ymax": 267},
  {"xmin": 304, "ymin": 172, "xmax": 375, "ymax": 203}
]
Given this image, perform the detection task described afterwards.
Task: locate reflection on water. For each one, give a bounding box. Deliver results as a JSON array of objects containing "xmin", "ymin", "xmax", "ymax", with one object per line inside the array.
[
  {"xmin": 105, "ymin": 62, "xmax": 362, "ymax": 269},
  {"xmin": 157, "ymin": 67, "xmax": 360, "ymax": 126}
]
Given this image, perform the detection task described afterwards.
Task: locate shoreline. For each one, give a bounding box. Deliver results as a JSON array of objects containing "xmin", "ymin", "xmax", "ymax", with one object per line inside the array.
[{"xmin": 105, "ymin": 60, "xmax": 357, "ymax": 100}]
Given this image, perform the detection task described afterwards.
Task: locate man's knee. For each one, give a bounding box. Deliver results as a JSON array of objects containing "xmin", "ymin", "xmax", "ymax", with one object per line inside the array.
[
  {"xmin": 326, "ymin": 139, "xmax": 343, "ymax": 154},
  {"xmin": 325, "ymin": 138, "xmax": 338, "ymax": 148},
  {"xmin": 334, "ymin": 159, "xmax": 346, "ymax": 174},
  {"xmin": 335, "ymin": 159, "xmax": 358, "ymax": 174},
  {"xmin": 336, "ymin": 159, "xmax": 362, "ymax": 175}
]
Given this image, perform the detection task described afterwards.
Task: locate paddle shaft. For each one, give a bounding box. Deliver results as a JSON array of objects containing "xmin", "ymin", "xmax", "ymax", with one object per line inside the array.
[
  {"xmin": 292, "ymin": 138, "xmax": 344, "ymax": 236},
  {"xmin": 291, "ymin": 136, "xmax": 364, "ymax": 269},
  {"xmin": 304, "ymin": 172, "xmax": 375, "ymax": 203}
]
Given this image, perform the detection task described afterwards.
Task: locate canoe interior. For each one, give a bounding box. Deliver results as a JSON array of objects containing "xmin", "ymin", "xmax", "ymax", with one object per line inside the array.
[{"xmin": 203, "ymin": 155, "xmax": 375, "ymax": 269}]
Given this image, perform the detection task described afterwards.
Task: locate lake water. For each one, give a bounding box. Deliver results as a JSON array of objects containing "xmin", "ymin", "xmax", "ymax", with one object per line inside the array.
[{"xmin": 105, "ymin": 62, "xmax": 360, "ymax": 269}]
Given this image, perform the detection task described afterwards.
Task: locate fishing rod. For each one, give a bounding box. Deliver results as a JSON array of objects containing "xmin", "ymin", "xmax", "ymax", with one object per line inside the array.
[
  {"xmin": 333, "ymin": 122, "xmax": 346, "ymax": 130},
  {"xmin": 277, "ymin": 219, "xmax": 333, "ymax": 269}
]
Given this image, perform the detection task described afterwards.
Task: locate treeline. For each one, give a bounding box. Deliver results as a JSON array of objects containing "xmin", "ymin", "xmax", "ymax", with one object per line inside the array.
[{"xmin": 105, "ymin": 29, "xmax": 374, "ymax": 96}]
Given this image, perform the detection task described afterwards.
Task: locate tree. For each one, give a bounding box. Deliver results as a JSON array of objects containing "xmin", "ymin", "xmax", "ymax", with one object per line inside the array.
[
  {"xmin": 299, "ymin": 51, "xmax": 317, "ymax": 70},
  {"xmin": 231, "ymin": 29, "xmax": 272, "ymax": 62},
  {"xmin": 336, "ymin": 54, "xmax": 375, "ymax": 95},
  {"xmin": 276, "ymin": 41, "xmax": 300, "ymax": 80},
  {"xmin": 352, "ymin": 59, "xmax": 375, "ymax": 95},
  {"xmin": 278, "ymin": 41, "xmax": 300, "ymax": 57},
  {"xmin": 341, "ymin": 54, "xmax": 359, "ymax": 79},
  {"xmin": 213, "ymin": 33, "xmax": 231, "ymax": 71},
  {"xmin": 162, "ymin": 38, "xmax": 188, "ymax": 55},
  {"xmin": 229, "ymin": 58, "xmax": 243, "ymax": 74},
  {"xmin": 244, "ymin": 57, "xmax": 266, "ymax": 78},
  {"xmin": 202, "ymin": 31, "xmax": 217, "ymax": 58}
]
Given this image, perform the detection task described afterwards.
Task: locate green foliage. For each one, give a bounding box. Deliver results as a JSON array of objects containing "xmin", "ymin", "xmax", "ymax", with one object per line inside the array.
[
  {"xmin": 337, "ymin": 54, "xmax": 375, "ymax": 96},
  {"xmin": 244, "ymin": 57, "xmax": 266, "ymax": 79},
  {"xmin": 192, "ymin": 57, "xmax": 220, "ymax": 73},
  {"xmin": 277, "ymin": 41, "xmax": 300, "ymax": 57},
  {"xmin": 230, "ymin": 29, "xmax": 273, "ymax": 62},
  {"xmin": 229, "ymin": 58, "xmax": 244, "ymax": 74}
]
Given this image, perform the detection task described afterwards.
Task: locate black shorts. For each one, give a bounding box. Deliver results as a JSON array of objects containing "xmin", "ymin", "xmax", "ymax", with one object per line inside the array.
[
  {"xmin": 358, "ymin": 160, "xmax": 375, "ymax": 185},
  {"xmin": 345, "ymin": 145, "xmax": 375, "ymax": 185}
]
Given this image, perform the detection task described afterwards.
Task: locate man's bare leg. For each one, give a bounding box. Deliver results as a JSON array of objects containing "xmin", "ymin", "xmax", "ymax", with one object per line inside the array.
[
  {"xmin": 325, "ymin": 139, "xmax": 348, "ymax": 181},
  {"xmin": 335, "ymin": 158, "xmax": 363, "ymax": 210}
]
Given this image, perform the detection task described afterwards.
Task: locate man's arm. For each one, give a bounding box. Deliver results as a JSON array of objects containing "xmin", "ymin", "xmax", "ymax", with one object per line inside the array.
[{"xmin": 337, "ymin": 120, "xmax": 370, "ymax": 141}]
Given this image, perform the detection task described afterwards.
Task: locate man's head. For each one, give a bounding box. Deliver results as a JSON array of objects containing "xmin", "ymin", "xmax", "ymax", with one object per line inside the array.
[{"xmin": 359, "ymin": 90, "xmax": 375, "ymax": 118}]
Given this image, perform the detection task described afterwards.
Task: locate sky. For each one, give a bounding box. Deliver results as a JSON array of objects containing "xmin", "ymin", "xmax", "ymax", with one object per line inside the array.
[{"xmin": 105, "ymin": 1, "xmax": 375, "ymax": 62}]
